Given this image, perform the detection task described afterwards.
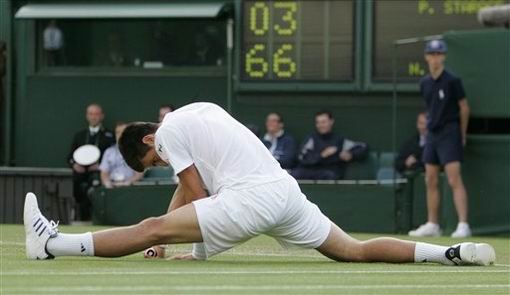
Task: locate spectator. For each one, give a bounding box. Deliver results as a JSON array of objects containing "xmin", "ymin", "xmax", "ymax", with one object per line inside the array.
[
  {"xmin": 261, "ymin": 112, "xmax": 296, "ymax": 169},
  {"xmin": 409, "ymin": 39, "xmax": 471, "ymax": 238},
  {"xmin": 43, "ymin": 20, "xmax": 64, "ymax": 66},
  {"xmin": 67, "ymin": 104, "xmax": 115, "ymax": 221},
  {"xmin": 158, "ymin": 104, "xmax": 175, "ymax": 123},
  {"xmin": 395, "ymin": 112, "xmax": 427, "ymax": 174},
  {"xmin": 100, "ymin": 122, "xmax": 143, "ymax": 188},
  {"xmin": 291, "ymin": 111, "xmax": 368, "ymax": 180}
]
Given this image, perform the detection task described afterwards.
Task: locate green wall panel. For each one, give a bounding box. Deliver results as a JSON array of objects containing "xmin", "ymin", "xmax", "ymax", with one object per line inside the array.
[
  {"xmin": 90, "ymin": 183, "xmax": 398, "ymax": 233},
  {"xmin": 410, "ymin": 135, "xmax": 510, "ymax": 235},
  {"xmin": 445, "ymin": 29, "xmax": 510, "ymax": 118},
  {"xmin": 0, "ymin": 0, "xmax": 12, "ymax": 165},
  {"xmin": 14, "ymin": 76, "xmax": 227, "ymax": 167},
  {"xmin": 233, "ymin": 94, "xmax": 424, "ymax": 152}
]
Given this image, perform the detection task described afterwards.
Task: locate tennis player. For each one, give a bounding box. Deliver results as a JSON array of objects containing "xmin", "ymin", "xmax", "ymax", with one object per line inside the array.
[{"xmin": 24, "ymin": 102, "xmax": 495, "ymax": 266}]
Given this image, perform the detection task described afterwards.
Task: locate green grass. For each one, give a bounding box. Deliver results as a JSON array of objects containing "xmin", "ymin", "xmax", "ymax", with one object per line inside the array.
[{"xmin": 1, "ymin": 224, "xmax": 509, "ymax": 295}]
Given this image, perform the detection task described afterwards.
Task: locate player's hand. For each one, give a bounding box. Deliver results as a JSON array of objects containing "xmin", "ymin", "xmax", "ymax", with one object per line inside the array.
[
  {"xmin": 143, "ymin": 246, "xmax": 166, "ymax": 259},
  {"xmin": 405, "ymin": 155, "xmax": 417, "ymax": 168},
  {"xmin": 172, "ymin": 253, "xmax": 197, "ymax": 261},
  {"xmin": 339, "ymin": 150, "xmax": 353, "ymax": 162},
  {"xmin": 321, "ymin": 146, "xmax": 338, "ymax": 158},
  {"xmin": 462, "ymin": 136, "xmax": 467, "ymax": 147},
  {"xmin": 72, "ymin": 163, "xmax": 86, "ymax": 173}
]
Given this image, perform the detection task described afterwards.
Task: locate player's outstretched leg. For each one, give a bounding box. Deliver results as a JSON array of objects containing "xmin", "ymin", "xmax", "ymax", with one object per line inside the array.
[
  {"xmin": 316, "ymin": 223, "xmax": 495, "ymax": 266},
  {"xmin": 24, "ymin": 192, "xmax": 202, "ymax": 259}
]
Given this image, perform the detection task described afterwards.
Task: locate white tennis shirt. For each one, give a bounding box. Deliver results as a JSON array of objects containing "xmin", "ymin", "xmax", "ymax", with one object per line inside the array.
[{"xmin": 155, "ymin": 102, "xmax": 287, "ymax": 194}]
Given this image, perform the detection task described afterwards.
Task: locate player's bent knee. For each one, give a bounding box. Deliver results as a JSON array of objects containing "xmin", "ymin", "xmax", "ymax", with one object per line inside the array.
[
  {"xmin": 138, "ymin": 216, "xmax": 170, "ymax": 245},
  {"xmin": 347, "ymin": 241, "xmax": 369, "ymax": 262}
]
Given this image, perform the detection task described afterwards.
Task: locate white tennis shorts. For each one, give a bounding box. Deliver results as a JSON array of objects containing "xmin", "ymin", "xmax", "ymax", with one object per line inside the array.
[{"xmin": 192, "ymin": 175, "xmax": 332, "ymax": 259}]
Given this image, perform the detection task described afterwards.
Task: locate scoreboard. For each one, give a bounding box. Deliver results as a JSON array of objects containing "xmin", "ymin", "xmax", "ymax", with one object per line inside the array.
[
  {"xmin": 241, "ymin": 0, "xmax": 355, "ymax": 82},
  {"xmin": 239, "ymin": 0, "xmax": 507, "ymax": 86},
  {"xmin": 373, "ymin": 0, "xmax": 508, "ymax": 81}
]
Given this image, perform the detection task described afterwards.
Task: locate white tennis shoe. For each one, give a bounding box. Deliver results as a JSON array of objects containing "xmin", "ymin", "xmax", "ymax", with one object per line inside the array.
[
  {"xmin": 445, "ymin": 242, "xmax": 496, "ymax": 266},
  {"xmin": 409, "ymin": 222, "xmax": 442, "ymax": 237},
  {"xmin": 24, "ymin": 192, "xmax": 59, "ymax": 260},
  {"xmin": 451, "ymin": 223, "xmax": 472, "ymax": 238}
]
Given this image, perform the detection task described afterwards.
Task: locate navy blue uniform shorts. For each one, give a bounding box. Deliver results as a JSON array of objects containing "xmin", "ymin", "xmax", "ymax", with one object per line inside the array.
[{"xmin": 423, "ymin": 122, "xmax": 464, "ymax": 166}]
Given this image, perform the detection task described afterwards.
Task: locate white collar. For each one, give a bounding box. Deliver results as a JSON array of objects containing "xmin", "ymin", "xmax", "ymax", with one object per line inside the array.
[
  {"xmin": 263, "ymin": 130, "xmax": 284, "ymax": 141},
  {"xmin": 89, "ymin": 125, "xmax": 101, "ymax": 134}
]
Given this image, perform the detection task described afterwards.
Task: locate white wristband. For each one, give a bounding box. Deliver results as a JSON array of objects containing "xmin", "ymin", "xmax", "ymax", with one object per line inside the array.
[{"xmin": 191, "ymin": 243, "xmax": 207, "ymax": 260}]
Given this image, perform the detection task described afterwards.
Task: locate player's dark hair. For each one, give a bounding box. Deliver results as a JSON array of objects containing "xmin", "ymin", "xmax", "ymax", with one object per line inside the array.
[
  {"xmin": 118, "ymin": 122, "xmax": 159, "ymax": 172},
  {"xmin": 315, "ymin": 110, "xmax": 334, "ymax": 120}
]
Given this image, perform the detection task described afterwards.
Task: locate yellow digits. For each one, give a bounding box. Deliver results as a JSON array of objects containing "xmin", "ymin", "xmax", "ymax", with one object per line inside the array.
[
  {"xmin": 246, "ymin": 44, "xmax": 269, "ymax": 78},
  {"xmin": 274, "ymin": 2, "xmax": 298, "ymax": 36},
  {"xmin": 273, "ymin": 44, "xmax": 297, "ymax": 78},
  {"xmin": 250, "ymin": 2, "xmax": 269, "ymax": 36},
  {"xmin": 408, "ymin": 62, "xmax": 426, "ymax": 77}
]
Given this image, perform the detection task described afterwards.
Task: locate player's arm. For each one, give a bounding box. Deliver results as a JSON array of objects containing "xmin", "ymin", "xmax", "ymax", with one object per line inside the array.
[
  {"xmin": 145, "ymin": 165, "xmax": 207, "ymax": 259},
  {"xmin": 166, "ymin": 182, "xmax": 186, "ymax": 212},
  {"xmin": 458, "ymin": 99, "xmax": 470, "ymax": 146},
  {"xmin": 145, "ymin": 183, "xmax": 187, "ymax": 259},
  {"xmin": 177, "ymin": 164, "xmax": 207, "ymax": 204}
]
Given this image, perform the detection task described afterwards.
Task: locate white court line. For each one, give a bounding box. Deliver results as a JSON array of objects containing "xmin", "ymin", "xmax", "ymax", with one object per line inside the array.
[
  {"xmin": 2, "ymin": 284, "xmax": 510, "ymax": 293},
  {"xmin": 2, "ymin": 269, "xmax": 509, "ymax": 276},
  {"xmin": 495, "ymin": 264, "xmax": 510, "ymax": 267},
  {"xmin": 0, "ymin": 241, "xmax": 24, "ymax": 246}
]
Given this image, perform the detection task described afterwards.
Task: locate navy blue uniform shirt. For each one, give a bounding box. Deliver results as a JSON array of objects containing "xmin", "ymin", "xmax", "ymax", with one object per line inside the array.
[
  {"xmin": 261, "ymin": 131, "xmax": 296, "ymax": 169},
  {"xmin": 420, "ymin": 70, "xmax": 466, "ymax": 132}
]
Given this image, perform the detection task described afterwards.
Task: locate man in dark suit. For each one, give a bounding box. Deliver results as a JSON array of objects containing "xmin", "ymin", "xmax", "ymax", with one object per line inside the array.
[
  {"xmin": 291, "ymin": 111, "xmax": 368, "ymax": 180},
  {"xmin": 68, "ymin": 104, "xmax": 115, "ymax": 221},
  {"xmin": 395, "ymin": 112, "xmax": 427, "ymax": 174}
]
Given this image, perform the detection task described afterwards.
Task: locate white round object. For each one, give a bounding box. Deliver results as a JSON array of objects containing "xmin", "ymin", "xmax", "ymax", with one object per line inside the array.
[{"xmin": 73, "ymin": 144, "xmax": 101, "ymax": 166}]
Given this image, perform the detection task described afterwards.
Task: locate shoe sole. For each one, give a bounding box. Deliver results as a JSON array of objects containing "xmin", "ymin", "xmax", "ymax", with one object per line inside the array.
[
  {"xmin": 24, "ymin": 192, "xmax": 49, "ymax": 260},
  {"xmin": 458, "ymin": 242, "xmax": 496, "ymax": 266},
  {"xmin": 474, "ymin": 243, "xmax": 496, "ymax": 266}
]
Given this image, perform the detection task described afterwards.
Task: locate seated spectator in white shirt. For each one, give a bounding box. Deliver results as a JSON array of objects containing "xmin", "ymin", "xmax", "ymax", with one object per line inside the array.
[{"xmin": 100, "ymin": 122, "xmax": 143, "ymax": 188}]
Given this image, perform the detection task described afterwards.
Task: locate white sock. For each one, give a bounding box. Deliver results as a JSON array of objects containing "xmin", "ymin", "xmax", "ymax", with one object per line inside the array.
[
  {"xmin": 457, "ymin": 222, "xmax": 470, "ymax": 229},
  {"xmin": 414, "ymin": 242, "xmax": 451, "ymax": 265},
  {"xmin": 46, "ymin": 232, "xmax": 95, "ymax": 256}
]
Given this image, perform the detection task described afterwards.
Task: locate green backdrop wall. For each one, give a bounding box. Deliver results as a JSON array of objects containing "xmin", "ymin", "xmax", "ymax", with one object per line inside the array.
[
  {"xmin": 14, "ymin": 76, "xmax": 228, "ymax": 166},
  {"xmin": 445, "ymin": 29, "xmax": 510, "ymax": 118}
]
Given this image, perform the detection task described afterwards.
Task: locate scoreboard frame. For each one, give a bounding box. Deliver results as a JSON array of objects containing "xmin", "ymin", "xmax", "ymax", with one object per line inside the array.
[
  {"xmin": 363, "ymin": 0, "xmax": 419, "ymax": 93},
  {"xmin": 235, "ymin": 0, "xmax": 501, "ymax": 93},
  {"xmin": 234, "ymin": 0, "xmax": 364, "ymax": 93}
]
